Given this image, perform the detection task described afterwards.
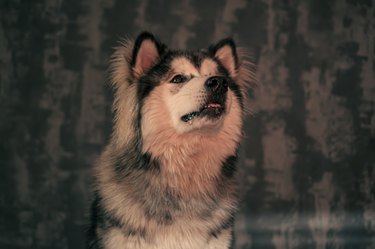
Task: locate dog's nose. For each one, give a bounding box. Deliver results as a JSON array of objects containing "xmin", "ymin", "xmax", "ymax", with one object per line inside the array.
[{"xmin": 205, "ymin": 76, "xmax": 228, "ymax": 94}]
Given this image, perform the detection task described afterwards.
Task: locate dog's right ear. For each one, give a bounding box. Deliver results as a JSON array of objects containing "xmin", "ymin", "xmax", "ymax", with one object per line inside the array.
[{"xmin": 131, "ymin": 32, "xmax": 166, "ymax": 77}]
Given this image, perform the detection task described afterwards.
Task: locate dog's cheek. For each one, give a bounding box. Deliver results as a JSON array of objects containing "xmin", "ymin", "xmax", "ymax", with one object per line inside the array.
[
  {"xmin": 164, "ymin": 86, "xmax": 193, "ymax": 128},
  {"xmin": 168, "ymin": 78, "xmax": 207, "ymax": 115},
  {"xmin": 141, "ymin": 85, "xmax": 172, "ymax": 147}
]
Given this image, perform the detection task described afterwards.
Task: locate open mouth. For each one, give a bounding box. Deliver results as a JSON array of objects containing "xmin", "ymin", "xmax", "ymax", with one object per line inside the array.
[{"xmin": 181, "ymin": 102, "xmax": 225, "ymax": 122}]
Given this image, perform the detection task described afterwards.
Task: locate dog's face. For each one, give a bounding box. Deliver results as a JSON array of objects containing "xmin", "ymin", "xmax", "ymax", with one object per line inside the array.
[
  {"xmin": 161, "ymin": 56, "xmax": 236, "ymax": 134},
  {"xmin": 108, "ymin": 32, "xmax": 250, "ymax": 160},
  {"xmin": 131, "ymin": 33, "xmax": 244, "ymax": 137}
]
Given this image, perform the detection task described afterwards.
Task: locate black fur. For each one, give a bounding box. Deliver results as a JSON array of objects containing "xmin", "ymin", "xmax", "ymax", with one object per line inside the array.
[
  {"xmin": 87, "ymin": 192, "xmax": 103, "ymax": 249},
  {"xmin": 87, "ymin": 192, "xmax": 148, "ymax": 249},
  {"xmin": 114, "ymin": 149, "xmax": 161, "ymax": 178},
  {"xmin": 132, "ymin": 33, "xmax": 244, "ymax": 112},
  {"xmin": 228, "ymin": 77, "xmax": 244, "ymax": 111},
  {"xmin": 137, "ymin": 56, "xmax": 170, "ymax": 101},
  {"xmin": 209, "ymin": 215, "xmax": 235, "ymax": 239},
  {"xmin": 221, "ymin": 155, "xmax": 238, "ymax": 178},
  {"xmin": 135, "ymin": 49, "xmax": 243, "ymax": 106}
]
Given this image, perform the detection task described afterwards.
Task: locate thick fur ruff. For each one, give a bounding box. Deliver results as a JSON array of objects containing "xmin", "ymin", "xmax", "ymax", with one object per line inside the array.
[{"xmin": 87, "ymin": 32, "xmax": 253, "ymax": 249}]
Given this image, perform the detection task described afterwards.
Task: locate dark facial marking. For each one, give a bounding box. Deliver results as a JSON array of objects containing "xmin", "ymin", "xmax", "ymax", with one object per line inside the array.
[
  {"xmin": 136, "ymin": 51, "xmax": 200, "ymax": 100},
  {"xmin": 190, "ymin": 50, "xmax": 209, "ymax": 69},
  {"xmin": 137, "ymin": 57, "xmax": 170, "ymax": 101}
]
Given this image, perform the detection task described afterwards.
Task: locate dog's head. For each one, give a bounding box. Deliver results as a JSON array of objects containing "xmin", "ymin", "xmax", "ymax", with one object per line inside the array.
[{"xmin": 110, "ymin": 32, "xmax": 252, "ymax": 158}]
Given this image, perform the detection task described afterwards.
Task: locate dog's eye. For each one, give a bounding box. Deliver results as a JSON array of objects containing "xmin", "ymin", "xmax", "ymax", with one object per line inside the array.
[{"xmin": 170, "ymin": 74, "xmax": 187, "ymax": 84}]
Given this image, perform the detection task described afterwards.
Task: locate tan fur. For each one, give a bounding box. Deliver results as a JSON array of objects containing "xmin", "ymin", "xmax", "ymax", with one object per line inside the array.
[
  {"xmin": 108, "ymin": 39, "xmax": 139, "ymax": 149},
  {"xmin": 200, "ymin": 58, "xmax": 220, "ymax": 76},
  {"xmin": 103, "ymin": 227, "xmax": 231, "ymax": 249},
  {"xmin": 96, "ymin": 148, "xmax": 238, "ymax": 248},
  {"xmin": 91, "ymin": 36, "xmax": 254, "ymax": 249}
]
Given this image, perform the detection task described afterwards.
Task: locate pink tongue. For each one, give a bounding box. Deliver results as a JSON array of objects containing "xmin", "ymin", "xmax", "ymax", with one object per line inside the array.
[{"xmin": 207, "ymin": 103, "xmax": 221, "ymax": 108}]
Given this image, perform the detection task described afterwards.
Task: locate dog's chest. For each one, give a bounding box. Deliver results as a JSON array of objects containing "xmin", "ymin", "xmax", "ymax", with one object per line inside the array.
[{"xmin": 102, "ymin": 219, "xmax": 232, "ymax": 249}]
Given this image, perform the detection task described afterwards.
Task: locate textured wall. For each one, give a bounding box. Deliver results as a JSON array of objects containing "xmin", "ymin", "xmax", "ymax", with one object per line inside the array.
[{"xmin": 0, "ymin": 0, "xmax": 374, "ymax": 248}]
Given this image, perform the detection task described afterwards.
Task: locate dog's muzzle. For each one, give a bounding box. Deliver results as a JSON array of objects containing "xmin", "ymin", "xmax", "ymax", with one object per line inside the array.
[{"xmin": 181, "ymin": 76, "xmax": 229, "ymax": 122}]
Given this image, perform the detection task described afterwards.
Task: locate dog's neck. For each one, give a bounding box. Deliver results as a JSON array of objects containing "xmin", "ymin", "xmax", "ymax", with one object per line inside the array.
[{"xmin": 141, "ymin": 131, "xmax": 238, "ymax": 196}]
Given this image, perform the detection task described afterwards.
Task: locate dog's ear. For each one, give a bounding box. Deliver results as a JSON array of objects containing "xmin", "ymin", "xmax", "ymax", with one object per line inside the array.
[
  {"xmin": 209, "ymin": 38, "xmax": 238, "ymax": 77},
  {"xmin": 131, "ymin": 32, "xmax": 166, "ymax": 76}
]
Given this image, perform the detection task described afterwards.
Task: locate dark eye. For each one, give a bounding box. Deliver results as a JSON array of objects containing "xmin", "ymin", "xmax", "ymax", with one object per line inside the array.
[{"xmin": 170, "ymin": 74, "xmax": 187, "ymax": 84}]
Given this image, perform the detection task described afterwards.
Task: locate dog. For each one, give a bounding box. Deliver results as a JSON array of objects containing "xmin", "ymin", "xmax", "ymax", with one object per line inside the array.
[{"xmin": 87, "ymin": 32, "xmax": 252, "ymax": 249}]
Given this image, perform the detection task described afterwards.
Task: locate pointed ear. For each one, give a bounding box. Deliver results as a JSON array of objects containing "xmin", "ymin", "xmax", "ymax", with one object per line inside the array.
[
  {"xmin": 131, "ymin": 32, "xmax": 166, "ymax": 76},
  {"xmin": 209, "ymin": 38, "xmax": 238, "ymax": 77}
]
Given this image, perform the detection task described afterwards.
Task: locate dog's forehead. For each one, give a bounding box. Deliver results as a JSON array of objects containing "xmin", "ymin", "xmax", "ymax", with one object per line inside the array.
[
  {"xmin": 170, "ymin": 56, "xmax": 219, "ymax": 76},
  {"xmin": 200, "ymin": 59, "xmax": 219, "ymax": 76},
  {"xmin": 170, "ymin": 57, "xmax": 198, "ymax": 75}
]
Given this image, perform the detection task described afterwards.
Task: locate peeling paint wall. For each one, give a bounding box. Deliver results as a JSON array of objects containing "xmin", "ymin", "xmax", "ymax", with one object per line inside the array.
[{"xmin": 0, "ymin": 1, "xmax": 374, "ymax": 248}]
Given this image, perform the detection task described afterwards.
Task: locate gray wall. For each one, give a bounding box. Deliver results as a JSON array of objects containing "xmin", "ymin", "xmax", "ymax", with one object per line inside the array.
[{"xmin": 0, "ymin": 0, "xmax": 374, "ymax": 248}]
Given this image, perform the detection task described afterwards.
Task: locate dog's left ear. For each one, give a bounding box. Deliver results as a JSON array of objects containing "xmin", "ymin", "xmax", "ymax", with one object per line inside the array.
[
  {"xmin": 209, "ymin": 38, "xmax": 238, "ymax": 77},
  {"xmin": 131, "ymin": 32, "xmax": 166, "ymax": 76}
]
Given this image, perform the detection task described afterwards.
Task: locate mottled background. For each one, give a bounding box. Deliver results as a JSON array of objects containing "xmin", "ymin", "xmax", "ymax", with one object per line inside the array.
[{"xmin": 0, "ymin": 0, "xmax": 374, "ymax": 248}]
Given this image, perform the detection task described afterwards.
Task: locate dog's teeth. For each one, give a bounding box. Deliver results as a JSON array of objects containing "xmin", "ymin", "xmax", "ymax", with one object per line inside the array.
[{"xmin": 207, "ymin": 103, "xmax": 221, "ymax": 108}]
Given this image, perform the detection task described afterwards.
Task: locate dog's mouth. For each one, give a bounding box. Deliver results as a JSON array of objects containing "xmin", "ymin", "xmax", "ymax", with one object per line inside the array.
[{"xmin": 181, "ymin": 101, "xmax": 225, "ymax": 122}]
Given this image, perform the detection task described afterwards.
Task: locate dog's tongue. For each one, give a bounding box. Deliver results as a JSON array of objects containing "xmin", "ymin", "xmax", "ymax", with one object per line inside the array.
[{"xmin": 207, "ymin": 103, "xmax": 221, "ymax": 108}]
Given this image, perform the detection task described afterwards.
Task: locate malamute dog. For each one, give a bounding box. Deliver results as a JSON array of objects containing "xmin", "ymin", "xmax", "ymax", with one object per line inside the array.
[{"xmin": 87, "ymin": 32, "xmax": 252, "ymax": 249}]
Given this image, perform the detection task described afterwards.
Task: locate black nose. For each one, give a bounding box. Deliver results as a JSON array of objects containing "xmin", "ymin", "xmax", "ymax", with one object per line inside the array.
[{"xmin": 205, "ymin": 76, "xmax": 228, "ymax": 94}]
